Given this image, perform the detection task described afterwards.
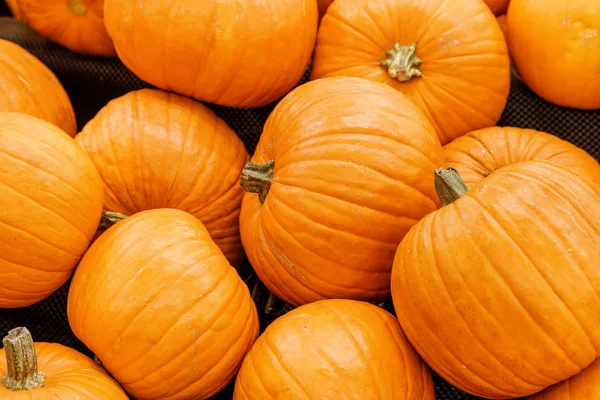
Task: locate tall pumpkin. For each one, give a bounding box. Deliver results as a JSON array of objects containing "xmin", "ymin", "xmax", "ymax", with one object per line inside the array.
[
  {"xmin": 0, "ymin": 327, "xmax": 128, "ymax": 399},
  {"xmin": 0, "ymin": 39, "xmax": 76, "ymax": 136},
  {"xmin": 0, "ymin": 112, "xmax": 104, "ymax": 308},
  {"xmin": 443, "ymin": 126, "xmax": 600, "ymax": 188},
  {"xmin": 240, "ymin": 76, "xmax": 443, "ymax": 307},
  {"xmin": 527, "ymin": 359, "xmax": 600, "ymax": 399},
  {"xmin": 507, "ymin": 0, "xmax": 600, "ymax": 109},
  {"xmin": 103, "ymin": 0, "xmax": 317, "ymax": 108},
  {"xmin": 76, "ymin": 89, "xmax": 248, "ymax": 268},
  {"xmin": 391, "ymin": 161, "xmax": 600, "ymax": 398},
  {"xmin": 234, "ymin": 299, "xmax": 435, "ymax": 399},
  {"xmin": 67, "ymin": 209, "xmax": 259, "ymax": 400},
  {"xmin": 311, "ymin": 0, "xmax": 510, "ymax": 145},
  {"xmin": 8, "ymin": 0, "xmax": 116, "ymax": 57}
]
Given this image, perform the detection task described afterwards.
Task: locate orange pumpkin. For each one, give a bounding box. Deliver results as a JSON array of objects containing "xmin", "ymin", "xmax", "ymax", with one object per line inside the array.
[
  {"xmin": 391, "ymin": 161, "xmax": 600, "ymax": 398},
  {"xmin": 234, "ymin": 299, "xmax": 435, "ymax": 399},
  {"xmin": 0, "ymin": 39, "xmax": 76, "ymax": 136},
  {"xmin": 67, "ymin": 209, "xmax": 259, "ymax": 400},
  {"xmin": 506, "ymin": 0, "xmax": 600, "ymax": 109},
  {"xmin": 0, "ymin": 327, "xmax": 128, "ymax": 399},
  {"xmin": 497, "ymin": 14, "xmax": 509, "ymax": 39},
  {"xmin": 104, "ymin": 0, "xmax": 317, "ymax": 108},
  {"xmin": 75, "ymin": 89, "xmax": 249, "ymax": 268},
  {"xmin": 443, "ymin": 126, "xmax": 600, "ymax": 188},
  {"xmin": 9, "ymin": 0, "xmax": 116, "ymax": 57},
  {"xmin": 0, "ymin": 112, "xmax": 103, "ymax": 308},
  {"xmin": 485, "ymin": 0, "xmax": 510, "ymax": 15},
  {"xmin": 318, "ymin": 0, "xmax": 334, "ymax": 19},
  {"xmin": 527, "ymin": 359, "xmax": 600, "ymax": 399},
  {"xmin": 311, "ymin": 0, "xmax": 510, "ymax": 145},
  {"xmin": 240, "ymin": 76, "xmax": 443, "ymax": 307},
  {"xmin": 5, "ymin": 0, "xmax": 24, "ymax": 19}
]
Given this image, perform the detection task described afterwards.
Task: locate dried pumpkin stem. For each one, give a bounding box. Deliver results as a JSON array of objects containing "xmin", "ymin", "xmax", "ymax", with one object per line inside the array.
[
  {"xmin": 434, "ymin": 167, "xmax": 469, "ymax": 206},
  {"xmin": 380, "ymin": 42, "xmax": 422, "ymax": 82},
  {"xmin": 240, "ymin": 160, "xmax": 275, "ymax": 204},
  {"xmin": 98, "ymin": 211, "xmax": 128, "ymax": 230},
  {"xmin": 67, "ymin": 0, "xmax": 87, "ymax": 15},
  {"xmin": 2, "ymin": 327, "xmax": 45, "ymax": 391}
]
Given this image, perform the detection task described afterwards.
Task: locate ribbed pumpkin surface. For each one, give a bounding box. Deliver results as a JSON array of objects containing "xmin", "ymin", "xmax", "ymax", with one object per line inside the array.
[
  {"xmin": 0, "ymin": 342, "xmax": 128, "ymax": 399},
  {"xmin": 0, "ymin": 112, "xmax": 103, "ymax": 308},
  {"xmin": 391, "ymin": 161, "xmax": 600, "ymax": 398},
  {"xmin": 67, "ymin": 209, "xmax": 259, "ymax": 400},
  {"xmin": 527, "ymin": 359, "xmax": 600, "ymax": 399},
  {"xmin": 234, "ymin": 299, "xmax": 435, "ymax": 399},
  {"xmin": 76, "ymin": 89, "xmax": 249, "ymax": 268},
  {"xmin": 0, "ymin": 39, "xmax": 76, "ymax": 136}
]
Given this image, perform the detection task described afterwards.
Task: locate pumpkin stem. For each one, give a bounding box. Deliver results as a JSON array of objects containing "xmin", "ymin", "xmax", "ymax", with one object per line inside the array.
[
  {"xmin": 67, "ymin": 0, "xmax": 87, "ymax": 15},
  {"xmin": 434, "ymin": 167, "xmax": 469, "ymax": 206},
  {"xmin": 1, "ymin": 327, "xmax": 45, "ymax": 391},
  {"xmin": 240, "ymin": 160, "xmax": 274, "ymax": 204},
  {"xmin": 98, "ymin": 211, "xmax": 128, "ymax": 230},
  {"xmin": 380, "ymin": 42, "xmax": 422, "ymax": 82}
]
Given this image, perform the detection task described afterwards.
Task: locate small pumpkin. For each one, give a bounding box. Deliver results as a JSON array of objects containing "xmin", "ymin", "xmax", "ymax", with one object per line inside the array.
[
  {"xmin": 391, "ymin": 161, "xmax": 600, "ymax": 398},
  {"xmin": 234, "ymin": 299, "xmax": 435, "ymax": 399},
  {"xmin": 0, "ymin": 39, "xmax": 76, "ymax": 136},
  {"xmin": 8, "ymin": 0, "xmax": 116, "ymax": 57},
  {"xmin": 76, "ymin": 89, "xmax": 249, "ymax": 268},
  {"xmin": 67, "ymin": 209, "xmax": 259, "ymax": 400},
  {"xmin": 311, "ymin": 0, "xmax": 510, "ymax": 145},
  {"xmin": 506, "ymin": 0, "xmax": 600, "ymax": 109},
  {"xmin": 485, "ymin": 0, "xmax": 510, "ymax": 15},
  {"xmin": 0, "ymin": 112, "xmax": 104, "ymax": 308},
  {"xmin": 443, "ymin": 126, "xmax": 600, "ymax": 188},
  {"xmin": 240, "ymin": 76, "xmax": 443, "ymax": 307},
  {"xmin": 0, "ymin": 327, "xmax": 128, "ymax": 399},
  {"xmin": 103, "ymin": 0, "xmax": 317, "ymax": 108},
  {"xmin": 527, "ymin": 359, "xmax": 600, "ymax": 399}
]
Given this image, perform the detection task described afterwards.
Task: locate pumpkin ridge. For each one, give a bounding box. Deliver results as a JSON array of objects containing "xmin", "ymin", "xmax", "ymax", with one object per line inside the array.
[
  {"xmin": 262, "ymin": 336, "xmax": 312, "ymax": 399},
  {"xmin": 464, "ymin": 133, "xmax": 498, "ymax": 170}
]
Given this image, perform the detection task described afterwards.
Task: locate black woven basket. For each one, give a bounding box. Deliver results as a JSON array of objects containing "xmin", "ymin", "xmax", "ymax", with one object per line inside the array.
[{"xmin": 0, "ymin": 8, "xmax": 598, "ymax": 400}]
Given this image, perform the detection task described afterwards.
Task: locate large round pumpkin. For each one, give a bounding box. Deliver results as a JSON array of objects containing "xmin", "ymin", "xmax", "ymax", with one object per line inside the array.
[
  {"xmin": 67, "ymin": 209, "xmax": 259, "ymax": 400},
  {"xmin": 391, "ymin": 161, "xmax": 600, "ymax": 398},
  {"xmin": 76, "ymin": 89, "xmax": 249, "ymax": 268},
  {"xmin": 311, "ymin": 0, "xmax": 510, "ymax": 145},
  {"xmin": 0, "ymin": 327, "xmax": 128, "ymax": 399},
  {"xmin": 527, "ymin": 359, "xmax": 600, "ymax": 399},
  {"xmin": 0, "ymin": 112, "xmax": 103, "ymax": 308},
  {"xmin": 234, "ymin": 299, "xmax": 435, "ymax": 399},
  {"xmin": 240, "ymin": 76, "xmax": 443, "ymax": 307},
  {"xmin": 9, "ymin": 0, "xmax": 116, "ymax": 57},
  {"xmin": 443, "ymin": 126, "xmax": 600, "ymax": 188},
  {"xmin": 506, "ymin": 0, "xmax": 600, "ymax": 109},
  {"xmin": 103, "ymin": 0, "xmax": 317, "ymax": 108},
  {"xmin": 0, "ymin": 39, "xmax": 76, "ymax": 136}
]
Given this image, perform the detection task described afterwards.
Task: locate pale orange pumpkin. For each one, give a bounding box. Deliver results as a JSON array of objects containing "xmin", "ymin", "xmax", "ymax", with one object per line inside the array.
[
  {"xmin": 0, "ymin": 112, "xmax": 104, "ymax": 308},
  {"xmin": 311, "ymin": 0, "xmax": 510, "ymax": 145},
  {"xmin": 234, "ymin": 299, "xmax": 435, "ymax": 399},
  {"xmin": 0, "ymin": 39, "xmax": 76, "ymax": 136},
  {"xmin": 0, "ymin": 327, "xmax": 128, "ymax": 399},
  {"xmin": 527, "ymin": 359, "xmax": 600, "ymax": 399},
  {"xmin": 76, "ymin": 89, "xmax": 249, "ymax": 268}
]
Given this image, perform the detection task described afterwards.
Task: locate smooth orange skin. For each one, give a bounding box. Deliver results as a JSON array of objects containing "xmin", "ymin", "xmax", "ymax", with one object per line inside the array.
[
  {"xmin": 0, "ymin": 112, "xmax": 103, "ymax": 308},
  {"xmin": 485, "ymin": 0, "xmax": 510, "ymax": 15},
  {"xmin": 104, "ymin": 0, "xmax": 318, "ymax": 108},
  {"xmin": 507, "ymin": 0, "xmax": 600, "ymax": 109},
  {"xmin": 318, "ymin": 0, "xmax": 334, "ymax": 19},
  {"xmin": 443, "ymin": 126, "xmax": 600, "ymax": 188},
  {"xmin": 67, "ymin": 209, "xmax": 260, "ymax": 400},
  {"xmin": 497, "ymin": 14, "xmax": 508, "ymax": 39},
  {"xmin": 240, "ymin": 76, "xmax": 443, "ymax": 307},
  {"xmin": 0, "ymin": 39, "xmax": 76, "ymax": 136},
  {"xmin": 234, "ymin": 299, "xmax": 435, "ymax": 400},
  {"xmin": 0, "ymin": 342, "xmax": 128, "ymax": 399},
  {"xmin": 311, "ymin": 0, "xmax": 510, "ymax": 145},
  {"xmin": 13, "ymin": 0, "xmax": 116, "ymax": 57},
  {"xmin": 391, "ymin": 161, "xmax": 600, "ymax": 399},
  {"xmin": 527, "ymin": 359, "xmax": 600, "ymax": 399},
  {"xmin": 76, "ymin": 89, "xmax": 249, "ymax": 268}
]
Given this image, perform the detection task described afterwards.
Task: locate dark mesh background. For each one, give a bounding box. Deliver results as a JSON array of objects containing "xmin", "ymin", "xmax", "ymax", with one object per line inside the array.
[{"xmin": 1, "ymin": 12, "xmax": 599, "ymax": 400}]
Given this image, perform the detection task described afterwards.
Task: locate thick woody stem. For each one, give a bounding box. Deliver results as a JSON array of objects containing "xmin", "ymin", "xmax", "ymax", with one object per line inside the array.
[
  {"xmin": 2, "ymin": 327, "xmax": 45, "ymax": 391},
  {"xmin": 98, "ymin": 211, "xmax": 128, "ymax": 230},
  {"xmin": 434, "ymin": 167, "xmax": 469, "ymax": 206},
  {"xmin": 380, "ymin": 42, "xmax": 423, "ymax": 82},
  {"xmin": 240, "ymin": 160, "xmax": 275, "ymax": 204}
]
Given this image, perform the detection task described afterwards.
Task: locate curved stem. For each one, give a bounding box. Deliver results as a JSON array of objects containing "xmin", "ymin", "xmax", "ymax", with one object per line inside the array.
[
  {"xmin": 434, "ymin": 167, "xmax": 469, "ymax": 206},
  {"xmin": 67, "ymin": 0, "xmax": 87, "ymax": 15},
  {"xmin": 380, "ymin": 42, "xmax": 422, "ymax": 82},
  {"xmin": 2, "ymin": 327, "xmax": 45, "ymax": 391},
  {"xmin": 240, "ymin": 160, "xmax": 274, "ymax": 204},
  {"xmin": 98, "ymin": 211, "xmax": 128, "ymax": 231}
]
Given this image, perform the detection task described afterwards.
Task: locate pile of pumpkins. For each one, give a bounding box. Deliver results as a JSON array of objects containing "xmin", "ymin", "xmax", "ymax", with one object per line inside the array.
[{"xmin": 0, "ymin": 0, "xmax": 599, "ymax": 399}]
